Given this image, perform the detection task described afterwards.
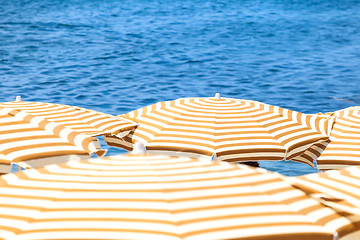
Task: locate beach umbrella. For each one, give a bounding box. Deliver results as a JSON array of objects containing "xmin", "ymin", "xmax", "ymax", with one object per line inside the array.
[
  {"xmin": 0, "ymin": 107, "xmax": 95, "ymax": 173},
  {"xmin": 0, "ymin": 96, "xmax": 136, "ymax": 138},
  {"xmin": 0, "ymin": 97, "xmax": 136, "ymax": 174},
  {"xmin": 292, "ymin": 106, "xmax": 360, "ymax": 170},
  {"xmin": 288, "ymin": 165, "xmax": 360, "ymax": 218},
  {"xmin": 105, "ymin": 94, "xmax": 334, "ymax": 164},
  {"xmin": 0, "ymin": 149, "xmax": 357, "ymax": 239}
]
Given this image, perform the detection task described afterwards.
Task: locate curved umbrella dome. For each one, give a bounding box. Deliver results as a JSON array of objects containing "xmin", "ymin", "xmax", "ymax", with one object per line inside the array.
[
  {"xmin": 289, "ymin": 165, "xmax": 360, "ymax": 216},
  {"xmin": 292, "ymin": 106, "xmax": 360, "ymax": 170},
  {"xmin": 0, "ymin": 99, "xmax": 136, "ymax": 138},
  {"xmin": 0, "ymin": 153, "xmax": 357, "ymax": 239},
  {"xmin": 0, "ymin": 107, "xmax": 93, "ymax": 173},
  {"xmin": 0, "ymin": 98, "xmax": 136, "ymax": 173},
  {"xmin": 105, "ymin": 95, "xmax": 334, "ymax": 163}
]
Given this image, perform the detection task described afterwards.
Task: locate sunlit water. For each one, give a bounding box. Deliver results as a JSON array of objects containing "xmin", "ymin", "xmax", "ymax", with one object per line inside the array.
[{"xmin": 2, "ymin": 0, "xmax": 360, "ymax": 176}]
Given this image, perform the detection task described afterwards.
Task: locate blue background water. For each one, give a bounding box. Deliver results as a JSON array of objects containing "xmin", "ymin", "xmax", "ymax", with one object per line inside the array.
[{"xmin": 1, "ymin": 0, "xmax": 360, "ymax": 176}]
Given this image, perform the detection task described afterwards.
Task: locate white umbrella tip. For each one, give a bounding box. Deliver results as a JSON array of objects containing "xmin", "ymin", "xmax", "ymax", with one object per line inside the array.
[
  {"xmin": 214, "ymin": 93, "xmax": 221, "ymax": 99},
  {"xmin": 15, "ymin": 96, "xmax": 22, "ymax": 102},
  {"xmin": 132, "ymin": 142, "xmax": 146, "ymax": 154}
]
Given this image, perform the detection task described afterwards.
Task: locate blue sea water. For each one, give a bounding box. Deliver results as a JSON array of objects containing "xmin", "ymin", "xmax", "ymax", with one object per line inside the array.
[{"xmin": 1, "ymin": 0, "xmax": 360, "ymax": 176}]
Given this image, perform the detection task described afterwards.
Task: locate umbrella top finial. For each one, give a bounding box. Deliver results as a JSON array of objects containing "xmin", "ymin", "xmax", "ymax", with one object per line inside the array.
[
  {"xmin": 214, "ymin": 93, "xmax": 221, "ymax": 99},
  {"xmin": 132, "ymin": 142, "xmax": 146, "ymax": 154},
  {"xmin": 15, "ymin": 96, "xmax": 22, "ymax": 102}
]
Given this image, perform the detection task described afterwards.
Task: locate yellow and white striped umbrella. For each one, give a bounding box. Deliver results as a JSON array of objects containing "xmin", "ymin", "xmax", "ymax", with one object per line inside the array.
[
  {"xmin": 105, "ymin": 94, "xmax": 334, "ymax": 164},
  {"xmin": 292, "ymin": 106, "xmax": 360, "ymax": 170},
  {"xmin": 0, "ymin": 98, "xmax": 136, "ymax": 173},
  {"xmin": 0, "ymin": 153, "xmax": 358, "ymax": 239},
  {"xmin": 0, "ymin": 106, "xmax": 96, "ymax": 173},
  {"xmin": 289, "ymin": 165, "xmax": 360, "ymax": 218},
  {"xmin": 0, "ymin": 97, "xmax": 136, "ymax": 138}
]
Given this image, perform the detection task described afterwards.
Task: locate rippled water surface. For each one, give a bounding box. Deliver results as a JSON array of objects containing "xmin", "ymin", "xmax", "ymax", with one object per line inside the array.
[{"xmin": 1, "ymin": 0, "xmax": 360, "ymax": 175}]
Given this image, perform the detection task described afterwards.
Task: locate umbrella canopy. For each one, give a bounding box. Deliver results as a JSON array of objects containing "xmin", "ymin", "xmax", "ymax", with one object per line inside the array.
[
  {"xmin": 0, "ymin": 153, "xmax": 357, "ymax": 239},
  {"xmin": 0, "ymin": 107, "xmax": 95, "ymax": 173},
  {"xmin": 288, "ymin": 165, "xmax": 360, "ymax": 218},
  {"xmin": 0, "ymin": 98, "xmax": 136, "ymax": 173},
  {"xmin": 105, "ymin": 94, "xmax": 334, "ymax": 164},
  {"xmin": 292, "ymin": 106, "xmax": 360, "ymax": 170},
  {"xmin": 0, "ymin": 97, "xmax": 136, "ymax": 138}
]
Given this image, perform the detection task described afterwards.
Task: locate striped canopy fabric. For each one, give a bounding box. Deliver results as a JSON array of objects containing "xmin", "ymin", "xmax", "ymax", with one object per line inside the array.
[
  {"xmin": 289, "ymin": 165, "xmax": 360, "ymax": 218},
  {"xmin": 0, "ymin": 154, "xmax": 358, "ymax": 240},
  {"xmin": 0, "ymin": 99, "xmax": 136, "ymax": 138},
  {"xmin": 0, "ymin": 106, "xmax": 97, "ymax": 174},
  {"xmin": 292, "ymin": 106, "xmax": 360, "ymax": 170},
  {"xmin": 105, "ymin": 95, "xmax": 334, "ymax": 164}
]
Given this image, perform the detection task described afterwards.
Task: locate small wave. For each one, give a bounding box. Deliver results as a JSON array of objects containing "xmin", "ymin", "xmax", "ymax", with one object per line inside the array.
[{"xmin": 332, "ymin": 96, "xmax": 357, "ymax": 104}]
